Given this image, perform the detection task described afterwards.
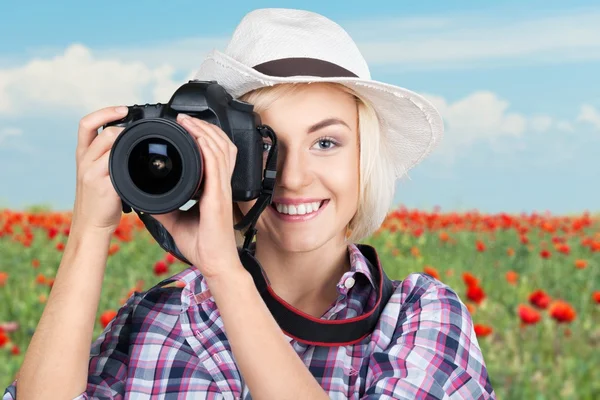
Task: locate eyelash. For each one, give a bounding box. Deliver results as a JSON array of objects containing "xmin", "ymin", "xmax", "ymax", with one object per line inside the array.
[{"xmin": 262, "ymin": 136, "xmax": 340, "ymax": 153}]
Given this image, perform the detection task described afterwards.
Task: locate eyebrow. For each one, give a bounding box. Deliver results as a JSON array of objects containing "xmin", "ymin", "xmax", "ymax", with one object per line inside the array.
[{"xmin": 307, "ymin": 118, "xmax": 351, "ymax": 134}]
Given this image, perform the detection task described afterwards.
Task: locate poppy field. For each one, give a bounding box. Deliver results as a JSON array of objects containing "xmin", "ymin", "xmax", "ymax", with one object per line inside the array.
[{"xmin": 0, "ymin": 207, "xmax": 599, "ymax": 399}]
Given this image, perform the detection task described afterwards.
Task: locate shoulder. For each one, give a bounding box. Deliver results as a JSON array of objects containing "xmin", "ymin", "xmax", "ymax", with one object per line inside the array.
[
  {"xmin": 377, "ymin": 272, "xmax": 475, "ymax": 358},
  {"xmin": 388, "ymin": 272, "xmax": 465, "ymax": 312},
  {"xmin": 368, "ymin": 273, "xmax": 496, "ymax": 398},
  {"xmin": 119, "ymin": 266, "xmax": 202, "ymax": 322}
]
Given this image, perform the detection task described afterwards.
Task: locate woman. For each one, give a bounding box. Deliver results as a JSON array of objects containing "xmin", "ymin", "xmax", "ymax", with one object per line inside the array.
[{"xmin": 5, "ymin": 8, "xmax": 496, "ymax": 400}]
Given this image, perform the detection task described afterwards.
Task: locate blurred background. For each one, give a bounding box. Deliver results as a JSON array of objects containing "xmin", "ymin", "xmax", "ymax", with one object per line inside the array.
[{"xmin": 0, "ymin": 1, "xmax": 599, "ymax": 398}]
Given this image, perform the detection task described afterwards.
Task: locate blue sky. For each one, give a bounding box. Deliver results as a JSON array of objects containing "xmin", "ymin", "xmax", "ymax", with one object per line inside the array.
[{"xmin": 1, "ymin": 0, "xmax": 599, "ymax": 214}]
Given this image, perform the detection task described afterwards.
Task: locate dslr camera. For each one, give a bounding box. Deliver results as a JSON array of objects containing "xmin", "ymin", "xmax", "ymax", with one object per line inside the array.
[{"xmin": 105, "ymin": 80, "xmax": 267, "ymax": 215}]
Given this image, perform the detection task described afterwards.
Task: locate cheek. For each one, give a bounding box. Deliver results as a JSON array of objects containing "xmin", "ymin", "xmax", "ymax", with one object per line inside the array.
[{"xmin": 326, "ymin": 154, "xmax": 360, "ymax": 203}]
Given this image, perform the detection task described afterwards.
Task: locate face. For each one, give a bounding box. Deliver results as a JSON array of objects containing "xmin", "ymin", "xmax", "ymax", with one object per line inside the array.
[{"xmin": 237, "ymin": 83, "xmax": 360, "ymax": 252}]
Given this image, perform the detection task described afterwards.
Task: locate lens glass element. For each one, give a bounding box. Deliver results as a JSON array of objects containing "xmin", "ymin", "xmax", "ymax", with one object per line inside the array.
[{"xmin": 129, "ymin": 137, "xmax": 182, "ymax": 195}]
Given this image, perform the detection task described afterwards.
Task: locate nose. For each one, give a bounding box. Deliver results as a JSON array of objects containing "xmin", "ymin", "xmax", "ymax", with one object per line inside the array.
[{"xmin": 275, "ymin": 146, "xmax": 313, "ymax": 191}]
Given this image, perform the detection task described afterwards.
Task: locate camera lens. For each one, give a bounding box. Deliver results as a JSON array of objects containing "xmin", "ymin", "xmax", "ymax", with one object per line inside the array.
[{"xmin": 128, "ymin": 137, "xmax": 182, "ymax": 195}]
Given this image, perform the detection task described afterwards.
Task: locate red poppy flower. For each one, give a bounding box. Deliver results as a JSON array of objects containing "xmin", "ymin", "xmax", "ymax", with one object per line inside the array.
[
  {"xmin": 466, "ymin": 303, "xmax": 476, "ymax": 315},
  {"xmin": 423, "ymin": 266, "xmax": 440, "ymax": 281},
  {"xmin": 518, "ymin": 304, "xmax": 541, "ymax": 325},
  {"xmin": 529, "ymin": 289, "xmax": 551, "ymax": 309},
  {"xmin": 47, "ymin": 227, "xmax": 59, "ymax": 240},
  {"xmin": 549, "ymin": 300, "xmax": 576, "ymax": 323},
  {"xmin": 100, "ymin": 310, "xmax": 118, "ymax": 328},
  {"xmin": 154, "ymin": 260, "xmax": 169, "ymax": 276},
  {"xmin": 540, "ymin": 249, "xmax": 551, "ymax": 259},
  {"xmin": 505, "ymin": 271, "xmax": 518, "ymax": 285},
  {"xmin": 476, "ymin": 240, "xmax": 486, "ymax": 252},
  {"xmin": 474, "ymin": 324, "xmax": 493, "ymax": 337},
  {"xmin": 593, "ymin": 291, "xmax": 600, "ymax": 304},
  {"xmin": 467, "ymin": 286, "xmax": 486, "ymax": 304},
  {"xmin": 462, "ymin": 272, "xmax": 479, "ymax": 288},
  {"xmin": 556, "ymin": 243, "xmax": 570, "ymax": 255}
]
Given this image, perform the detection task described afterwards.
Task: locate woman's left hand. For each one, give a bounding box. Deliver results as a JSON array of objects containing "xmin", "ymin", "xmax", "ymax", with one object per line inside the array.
[{"xmin": 151, "ymin": 113, "xmax": 243, "ymax": 280}]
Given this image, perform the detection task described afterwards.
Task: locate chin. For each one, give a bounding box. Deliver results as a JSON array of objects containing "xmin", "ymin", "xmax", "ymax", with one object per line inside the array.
[{"xmin": 271, "ymin": 232, "xmax": 328, "ymax": 253}]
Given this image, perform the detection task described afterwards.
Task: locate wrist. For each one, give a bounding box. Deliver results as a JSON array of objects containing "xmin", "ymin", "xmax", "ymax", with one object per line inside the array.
[
  {"xmin": 204, "ymin": 261, "xmax": 251, "ymax": 292},
  {"xmin": 67, "ymin": 225, "xmax": 113, "ymax": 251},
  {"xmin": 69, "ymin": 221, "xmax": 115, "ymax": 240}
]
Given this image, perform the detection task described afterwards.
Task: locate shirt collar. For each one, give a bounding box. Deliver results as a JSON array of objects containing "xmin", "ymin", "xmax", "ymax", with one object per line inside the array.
[
  {"xmin": 336, "ymin": 243, "xmax": 377, "ymax": 292},
  {"xmin": 167, "ymin": 242, "xmax": 377, "ymax": 305}
]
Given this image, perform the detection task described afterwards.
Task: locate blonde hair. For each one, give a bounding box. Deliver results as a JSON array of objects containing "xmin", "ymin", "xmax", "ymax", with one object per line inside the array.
[{"xmin": 233, "ymin": 82, "xmax": 396, "ymax": 246}]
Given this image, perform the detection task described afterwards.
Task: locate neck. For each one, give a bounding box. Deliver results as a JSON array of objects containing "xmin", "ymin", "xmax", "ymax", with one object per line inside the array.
[{"xmin": 253, "ymin": 233, "xmax": 351, "ymax": 318}]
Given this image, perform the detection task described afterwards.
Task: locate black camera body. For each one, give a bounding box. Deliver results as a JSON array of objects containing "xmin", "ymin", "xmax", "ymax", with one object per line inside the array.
[{"xmin": 105, "ymin": 80, "xmax": 265, "ymax": 214}]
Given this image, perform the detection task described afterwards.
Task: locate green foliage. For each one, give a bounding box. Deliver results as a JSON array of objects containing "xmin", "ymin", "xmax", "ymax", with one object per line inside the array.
[{"xmin": 0, "ymin": 213, "xmax": 599, "ymax": 399}]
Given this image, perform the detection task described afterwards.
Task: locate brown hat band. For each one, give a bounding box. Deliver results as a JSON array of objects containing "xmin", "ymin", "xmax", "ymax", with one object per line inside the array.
[{"xmin": 253, "ymin": 57, "xmax": 358, "ymax": 78}]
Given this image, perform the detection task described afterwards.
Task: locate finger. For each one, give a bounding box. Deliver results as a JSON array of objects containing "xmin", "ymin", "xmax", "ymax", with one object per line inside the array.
[
  {"xmin": 199, "ymin": 120, "xmax": 238, "ymax": 172},
  {"xmin": 179, "ymin": 116, "xmax": 228, "ymax": 154},
  {"xmin": 178, "ymin": 115, "xmax": 231, "ymax": 177},
  {"xmin": 191, "ymin": 119, "xmax": 232, "ymax": 155},
  {"xmin": 189, "ymin": 118, "xmax": 237, "ymax": 174},
  {"xmin": 77, "ymin": 106, "xmax": 129, "ymax": 160},
  {"xmin": 84, "ymin": 150, "xmax": 112, "ymax": 179},
  {"xmin": 197, "ymin": 134, "xmax": 231, "ymax": 207},
  {"xmin": 81, "ymin": 126, "xmax": 124, "ymax": 168},
  {"xmin": 199, "ymin": 129, "xmax": 234, "ymax": 193},
  {"xmin": 177, "ymin": 115, "xmax": 236, "ymax": 184},
  {"xmin": 151, "ymin": 208, "xmax": 182, "ymax": 235}
]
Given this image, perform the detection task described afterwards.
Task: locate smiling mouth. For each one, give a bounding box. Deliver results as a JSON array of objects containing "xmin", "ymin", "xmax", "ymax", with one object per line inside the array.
[{"xmin": 270, "ymin": 200, "xmax": 328, "ymax": 216}]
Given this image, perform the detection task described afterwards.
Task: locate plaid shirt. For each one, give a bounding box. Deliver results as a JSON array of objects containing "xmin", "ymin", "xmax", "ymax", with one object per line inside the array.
[{"xmin": 4, "ymin": 243, "xmax": 495, "ymax": 399}]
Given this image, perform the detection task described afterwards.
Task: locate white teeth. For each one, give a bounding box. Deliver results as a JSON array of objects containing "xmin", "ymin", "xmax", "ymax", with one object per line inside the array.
[{"xmin": 275, "ymin": 201, "xmax": 323, "ymax": 215}]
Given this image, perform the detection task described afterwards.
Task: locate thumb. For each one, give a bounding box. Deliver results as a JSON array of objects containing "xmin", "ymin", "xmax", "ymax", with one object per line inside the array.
[
  {"xmin": 150, "ymin": 210, "xmax": 180, "ymax": 234},
  {"xmin": 151, "ymin": 202, "xmax": 200, "ymax": 233}
]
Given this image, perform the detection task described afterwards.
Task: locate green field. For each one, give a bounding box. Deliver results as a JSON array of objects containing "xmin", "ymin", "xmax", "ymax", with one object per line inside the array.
[{"xmin": 1, "ymin": 208, "xmax": 599, "ymax": 399}]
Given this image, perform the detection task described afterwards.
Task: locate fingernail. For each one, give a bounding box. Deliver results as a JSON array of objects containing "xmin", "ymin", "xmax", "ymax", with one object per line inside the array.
[
  {"xmin": 115, "ymin": 106, "xmax": 128, "ymax": 114},
  {"xmin": 178, "ymin": 113, "xmax": 190, "ymax": 120}
]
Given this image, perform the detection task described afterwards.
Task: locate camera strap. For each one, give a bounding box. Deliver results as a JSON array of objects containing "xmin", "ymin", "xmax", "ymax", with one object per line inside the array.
[{"xmin": 129, "ymin": 124, "xmax": 395, "ymax": 346}]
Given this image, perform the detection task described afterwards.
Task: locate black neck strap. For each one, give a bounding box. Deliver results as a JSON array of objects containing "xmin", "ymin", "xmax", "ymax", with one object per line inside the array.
[{"xmin": 124, "ymin": 125, "xmax": 395, "ymax": 346}]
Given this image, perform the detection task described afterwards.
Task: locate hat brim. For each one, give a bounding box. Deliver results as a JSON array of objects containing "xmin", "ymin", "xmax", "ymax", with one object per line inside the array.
[{"xmin": 194, "ymin": 49, "xmax": 444, "ymax": 178}]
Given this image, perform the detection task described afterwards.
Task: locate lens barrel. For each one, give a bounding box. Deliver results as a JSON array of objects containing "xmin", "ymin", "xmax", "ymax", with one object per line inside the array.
[{"xmin": 109, "ymin": 118, "xmax": 203, "ymax": 214}]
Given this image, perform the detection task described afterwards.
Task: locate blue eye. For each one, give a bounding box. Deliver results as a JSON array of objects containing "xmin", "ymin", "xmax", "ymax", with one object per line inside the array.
[
  {"xmin": 262, "ymin": 137, "xmax": 340, "ymax": 154},
  {"xmin": 313, "ymin": 137, "xmax": 339, "ymax": 150}
]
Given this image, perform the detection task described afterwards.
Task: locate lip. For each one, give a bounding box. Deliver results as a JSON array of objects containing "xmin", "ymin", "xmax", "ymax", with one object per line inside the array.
[{"xmin": 269, "ymin": 199, "xmax": 329, "ymax": 222}]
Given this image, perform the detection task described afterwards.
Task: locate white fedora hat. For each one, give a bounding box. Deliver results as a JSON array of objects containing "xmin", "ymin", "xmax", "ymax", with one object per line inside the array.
[{"xmin": 194, "ymin": 8, "xmax": 444, "ymax": 178}]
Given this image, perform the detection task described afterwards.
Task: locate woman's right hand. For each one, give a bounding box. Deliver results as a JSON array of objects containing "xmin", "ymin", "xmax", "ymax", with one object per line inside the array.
[{"xmin": 70, "ymin": 106, "xmax": 130, "ymax": 235}]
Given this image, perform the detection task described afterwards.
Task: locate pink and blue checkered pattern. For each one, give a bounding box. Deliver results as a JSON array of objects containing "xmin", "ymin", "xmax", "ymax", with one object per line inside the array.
[{"xmin": 4, "ymin": 243, "xmax": 495, "ymax": 399}]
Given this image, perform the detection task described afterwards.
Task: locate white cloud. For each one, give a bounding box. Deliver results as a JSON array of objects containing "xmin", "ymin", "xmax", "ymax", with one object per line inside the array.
[
  {"xmin": 0, "ymin": 44, "xmax": 181, "ymax": 117},
  {"xmin": 419, "ymin": 91, "xmax": 594, "ymax": 164},
  {"xmin": 424, "ymin": 91, "xmax": 527, "ymax": 143},
  {"xmin": 557, "ymin": 120, "xmax": 575, "ymax": 133},
  {"xmin": 576, "ymin": 104, "xmax": 600, "ymax": 130},
  {"xmin": 530, "ymin": 115, "xmax": 554, "ymax": 133}
]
